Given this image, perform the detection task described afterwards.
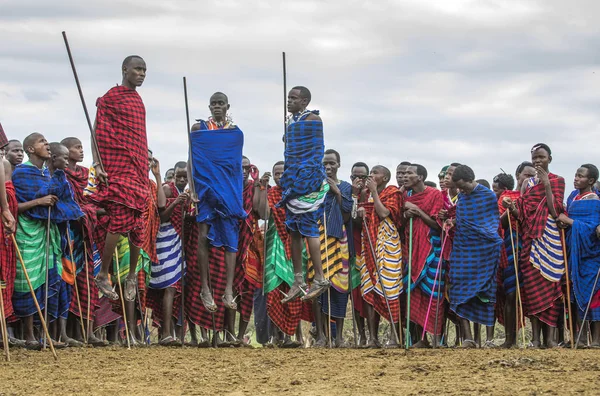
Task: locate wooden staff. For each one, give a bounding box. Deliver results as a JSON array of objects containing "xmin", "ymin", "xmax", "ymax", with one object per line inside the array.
[
  {"xmin": 67, "ymin": 231, "xmax": 87, "ymax": 343},
  {"xmin": 12, "ymin": 234, "xmax": 58, "ymax": 360},
  {"xmin": 405, "ymin": 218, "xmax": 413, "ymax": 350},
  {"xmin": 82, "ymin": 236, "xmax": 92, "ymax": 343},
  {"xmin": 507, "ymin": 215, "xmax": 526, "ymax": 347},
  {"xmin": 43, "ymin": 208, "xmax": 51, "ymax": 350},
  {"xmin": 323, "ymin": 212, "xmax": 332, "ymax": 348},
  {"xmin": 362, "ymin": 217, "xmax": 400, "ymax": 345},
  {"xmin": 575, "ymin": 265, "xmax": 600, "ymax": 348},
  {"xmin": 347, "ymin": 247, "xmax": 359, "ymax": 348},
  {"xmin": 0, "ymin": 279, "xmax": 10, "ymax": 361},
  {"xmin": 282, "ymin": 52, "xmax": 287, "ymax": 135},
  {"xmin": 114, "ymin": 247, "xmax": 131, "ymax": 349},
  {"xmin": 422, "ymin": 229, "xmax": 447, "ymax": 346},
  {"xmin": 62, "ymin": 31, "xmax": 104, "ymax": 172},
  {"xmin": 179, "ymin": 201, "xmax": 187, "ymax": 347},
  {"xmin": 560, "ymin": 229, "xmax": 575, "ymax": 349}
]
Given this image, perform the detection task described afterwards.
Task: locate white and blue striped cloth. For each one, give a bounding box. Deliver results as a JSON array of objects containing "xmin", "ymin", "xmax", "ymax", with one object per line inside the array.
[{"xmin": 149, "ymin": 223, "xmax": 185, "ymax": 289}]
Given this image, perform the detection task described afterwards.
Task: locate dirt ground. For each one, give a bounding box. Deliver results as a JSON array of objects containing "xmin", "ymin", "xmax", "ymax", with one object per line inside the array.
[{"xmin": 0, "ymin": 347, "xmax": 599, "ymax": 395}]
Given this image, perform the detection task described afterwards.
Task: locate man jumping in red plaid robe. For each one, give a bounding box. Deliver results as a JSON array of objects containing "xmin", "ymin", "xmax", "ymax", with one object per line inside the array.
[{"xmin": 91, "ymin": 56, "xmax": 149, "ymax": 303}]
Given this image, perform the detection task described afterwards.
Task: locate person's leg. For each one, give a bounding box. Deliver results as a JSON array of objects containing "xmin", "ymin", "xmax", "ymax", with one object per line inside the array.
[
  {"xmin": 237, "ymin": 315, "xmax": 250, "ymax": 345},
  {"xmin": 502, "ymin": 292, "xmax": 516, "ymax": 348},
  {"xmin": 124, "ymin": 241, "xmax": 141, "ymax": 301},
  {"xmin": 473, "ymin": 323, "xmax": 481, "ymax": 346},
  {"xmin": 223, "ymin": 251, "xmax": 237, "ymax": 309},
  {"xmin": 545, "ymin": 324, "xmax": 558, "ymax": 348},
  {"xmin": 196, "ymin": 223, "xmax": 216, "ymax": 311},
  {"xmin": 486, "ymin": 325, "xmax": 495, "ymax": 343},
  {"xmin": 160, "ymin": 288, "xmax": 176, "ymax": 340},
  {"xmin": 281, "ymin": 231, "xmax": 307, "ymax": 303},
  {"xmin": 364, "ymin": 303, "xmax": 380, "ymax": 348},
  {"xmin": 530, "ymin": 316, "xmax": 542, "ymax": 347},
  {"xmin": 334, "ymin": 317, "xmax": 345, "ymax": 347},
  {"xmin": 95, "ymin": 232, "xmax": 120, "ymax": 300},
  {"xmin": 591, "ymin": 322, "xmax": 600, "ymax": 347},
  {"xmin": 124, "ymin": 299, "xmax": 139, "ymax": 345},
  {"xmin": 356, "ymin": 312, "xmax": 366, "ymax": 346},
  {"xmin": 295, "ymin": 322, "xmax": 304, "ymax": 344},
  {"xmin": 459, "ymin": 318, "xmax": 476, "ymax": 348},
  {"xmin": 24, "ymin": 315, "xmax": 35, "ymax": 342},
  {"xmin": 312, "ymin": 300, "xmax": 326, "ymax": 347},
  {"xmin": 224, "ymin": 309, "xmax": 237, "ymax": 344}
]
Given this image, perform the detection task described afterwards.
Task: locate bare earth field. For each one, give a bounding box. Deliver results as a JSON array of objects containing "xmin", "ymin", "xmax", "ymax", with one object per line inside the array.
[{"xmin": 0, "ymin": 347, "xmax": 599, "ymax": 395}]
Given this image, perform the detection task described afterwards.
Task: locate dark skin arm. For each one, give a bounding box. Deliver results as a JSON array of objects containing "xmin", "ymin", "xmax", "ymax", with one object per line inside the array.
[
  {"xmin": 366, "ymin": 178, "xmax": 390, "ymax": 219},
  {"xmin": 404, "ymin": 201, "xmax": 441, "ymax": 231},
  {"xmin": 151, "ymin": 158, "xmax": 166, "ymax": 210},
  {"xmin": 255, "ymin": 173, "xmax": 270, "ymax": 220},
  {"xmin": 18, "ymin": 195, "xmax": 57, "ymax": 214},
  {"xmin": 537, "ymin": 168, "xmax": 558, "ymax": 219}
]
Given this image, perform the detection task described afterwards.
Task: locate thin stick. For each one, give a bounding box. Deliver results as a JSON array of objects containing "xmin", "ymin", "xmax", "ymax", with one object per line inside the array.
[
  {"xmin": 82, "ymin": 236, "xmax": 91, "ymax": 343},
  {"xmin": 507, "ymin": 215, "xmax": 526, "ymax": 347},
  {"xmin": 62, "ymin": 31, "xmax": 104, "ymax": 171},
  {"xmin": 575, "ymin": 265, "xmax": 600, "ymax": 348},
  {"xmin": 561, "ymin": 229, "xmax": 575, "ymax": 349},
  {"xmin": 12, "ymin": 234, "xmax": 58, "ymax": 360},
  {"xmin": 433, "ymin": 229, "xmax": 446, "ymax": 348},
  {"xmin": 114, "ymin": 247, "xmax": 131, "ymax": 349},
  {"xmin": 282, "ymin": 52, "xmax": 287, "ymax": 136},
  {"xmin": 405, "ymin": 218, "xmax": 413, "ymax": 350},
  {"xmin": 347, "ymin": 250, "xmax": 359, "ymax": 348},
  {"xmin": 183, "ymin": 77, "xmax": 196, "ymax": 197},
  {"xmin": 67, "ymin": 231, "xmax": 87, "ymax": 343},
  {"xmin": 323, "ymin": 212, "xmax": 332, "ymax": 348},
  {"xmin": 179, "ymin": 201, "xmax": 186, "ymax": 347},
  {"xmin": 0, "ymin": 279, "xmax": 10, "ymax": 361},
  {"xmin": 421, "ymin": 230, "xmax": 448, "ymax": 341},
  {"xmin": 262, "ymin": 204, "xmax": 269, "ymax": 297},
  {"xmin": 362, "ymin": 218, "xmax": 400, "ymax": 345},
  {"xmin": 43, "ymin": 207, "xmax": 51, "ymax": 350}
]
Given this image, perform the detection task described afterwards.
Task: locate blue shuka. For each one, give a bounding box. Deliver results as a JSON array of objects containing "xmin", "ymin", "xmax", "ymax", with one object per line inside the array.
[
  {"xmin": 449, "ymin": 184, "xmax": 502, "ymax": 326},
  {"xmin": 566, "ymin": 196, "xmax": 600, "ymax": 321},
  {"xmin": 190, "ymin": 123, "xmax": 246, "ymax": 252},
  {"xmin": 13, "ymin": 163, "xmax": 84, "ymax": 222},
  {"xmin": 278, "ymin": 117, "xmax": 328, "ymax": 238}
]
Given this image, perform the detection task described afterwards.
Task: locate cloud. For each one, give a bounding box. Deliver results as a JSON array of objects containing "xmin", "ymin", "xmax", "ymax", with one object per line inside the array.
[{"xmin": 1, "ymin": 0, "xmax": 599, "ymax": 194}]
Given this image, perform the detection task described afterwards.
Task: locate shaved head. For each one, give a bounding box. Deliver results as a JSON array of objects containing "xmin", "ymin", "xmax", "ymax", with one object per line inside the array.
[{"xmin": 23, "ymin": 132, "xmax": 44, "ymax": 152}]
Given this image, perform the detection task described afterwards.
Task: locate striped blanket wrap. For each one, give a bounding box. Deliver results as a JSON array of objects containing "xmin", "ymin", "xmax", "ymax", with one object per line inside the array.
[
  {"xmin": 517, "ymin": 174, "xmax": 565, "ymax": 325},
  {"xmin": 358, "ymin": 186, "xmax": 402, "ymax": 323}
]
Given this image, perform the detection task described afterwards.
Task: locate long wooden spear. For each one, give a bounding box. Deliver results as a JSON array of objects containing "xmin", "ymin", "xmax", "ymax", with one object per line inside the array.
[
  {"xmin": 282, "ymin": 52, "xmax": 287, "ymax": 136},
  {"xmin": 561, "ymin": 229, "xmax": 575, "ymax": 348},
  {"xmin": 67, "ymin": 231, "xmax": 87, "ymax": 343},
  {"xmin": 61, "ymin": 32, "xmax": 105, "ymax": 172},
  {"xmin": 405, "ymin": 218, "xmax": 413, "ymax": 349},
  {"xmin": 43, "ymin": 208, "xmax": 51, "ymax": 350}
]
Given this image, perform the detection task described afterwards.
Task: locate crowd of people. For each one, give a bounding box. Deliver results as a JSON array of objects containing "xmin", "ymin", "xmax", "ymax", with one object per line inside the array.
[{"xmin": 0, "ymin": 54, "xmax": 599, "ymax": 353}]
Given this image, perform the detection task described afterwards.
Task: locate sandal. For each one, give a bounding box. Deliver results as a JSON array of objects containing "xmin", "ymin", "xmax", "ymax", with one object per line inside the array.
[
  {"xmin": 158, "ymin": 336, "xmax": 179, "ymax": 347},
  {"xmin": 281, "ymin": 282, "xmax": 308, "ymax": 304},
  {"xmin": 222, "ymin": 293, "xmax": 238, "ymax": 310},
  {"xmin": 483, "ymin": 340, "xmax": 497, "ymax": 349},
  {"xmin": 123, "ymin": 277, "xmax": 137, "ymax": 302},
  {"xmin": 302, "ymin": 279, "xmax": 330, "ymax": 301},
  {"xmin": 95, "ymin": 276, "xmax": 118, "ymax": 300},
  {"xmin": 459, "ymin": 339, "xmax": 478, "ymax": 349},
  {"xmin": 24, "ymin": 340, "xmax": 42, "ymax": 351},
  {"xmin": 201, "ymin": 291, "xmax": 217, "ymax": 312}
]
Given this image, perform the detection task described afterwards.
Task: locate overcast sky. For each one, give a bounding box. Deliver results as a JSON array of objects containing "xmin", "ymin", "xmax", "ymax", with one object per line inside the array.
[{"xmin": 2, "ymin": 0, "xmax": 599, "ymax": 192}]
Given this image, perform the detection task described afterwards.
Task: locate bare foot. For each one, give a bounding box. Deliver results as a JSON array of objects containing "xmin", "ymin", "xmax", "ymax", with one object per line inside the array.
[
  {"xmin": 95, "ymin": 275, "xmax": 118, "ymax": 300},
  {"xmin": 222, "ymin": 293, "xmax": 237, "ymax": 310}
]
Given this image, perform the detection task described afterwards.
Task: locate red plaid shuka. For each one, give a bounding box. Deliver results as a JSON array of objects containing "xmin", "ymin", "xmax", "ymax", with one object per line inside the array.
[
  {"xmin": 90, "ymin": 85, "xmax": 149, "ymax": 213},
  {"xmin": 403, "ymin": 187, "xmax": 444, "ymax": 281},
  {"xmin": 65, "ymin": 166, "xmax": 100, "ymax": 321},
  {"xmin": 517, "ymin": 174, "xmax": 565, "ymax": 325},
  {"xmin": 141, "ymin": 180, "xmax": 159, "ymax": 264},
  {"xmin": 265, "ymin": 185, "xmax": 303, "ymax": 335},
  {"xmin": 237, "ymin": 182, "xmax": 261, "ymax": 323},
  {"xmin": 147, "ymin": 182, "xmax": 183, "ymax": 325},
  {"xmin": 360, "ymin": 186, "xmax": 401, "ymax": 323},
  {"xmin": 403, "ymin": 187, "xmax": 445, "ymax": 334},
  {"xmin": 1, "ymin": 181, "xmax": 18, "ymax": 322},
  {"xmin": 185, "ymin": 188, "xmax": 237, "ymax": 331}
]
